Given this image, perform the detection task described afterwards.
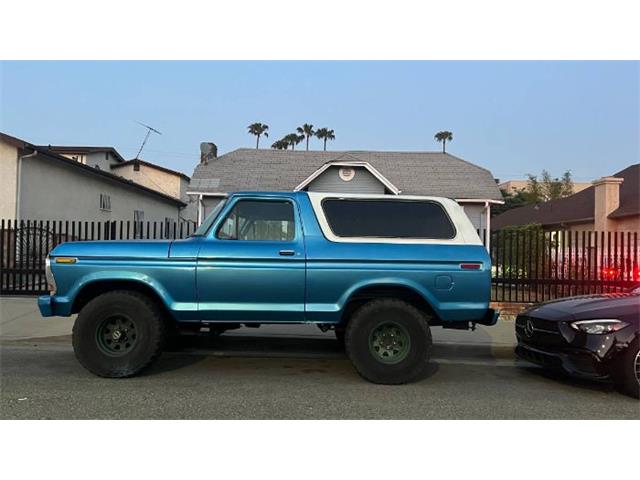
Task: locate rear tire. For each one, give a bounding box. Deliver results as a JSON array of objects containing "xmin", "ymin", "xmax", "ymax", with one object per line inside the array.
[
  {"xmin": 72, "ymin": 290, "xmax": 167, "ymax": 378},
  {"xmin": 345, "ymin": 298, "xmax": 432, "ymax": 384},
  {"xmin": 613, "ymin": 339, "xmax": 640, "ymax": 399}
]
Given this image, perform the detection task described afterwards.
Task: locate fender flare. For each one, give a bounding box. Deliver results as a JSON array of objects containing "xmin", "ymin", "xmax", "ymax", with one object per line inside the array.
[{"xmin": 337, "ymin": 277, "xmax": 442, "ymax": 315}]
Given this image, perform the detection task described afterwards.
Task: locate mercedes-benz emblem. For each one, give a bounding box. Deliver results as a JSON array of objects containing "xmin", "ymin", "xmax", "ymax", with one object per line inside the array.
[{"xmin": 524, "ymin": 319, "xmax": 535, "ymax": 338}]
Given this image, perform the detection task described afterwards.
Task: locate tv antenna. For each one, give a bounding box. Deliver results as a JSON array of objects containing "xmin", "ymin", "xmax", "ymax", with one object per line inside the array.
[{"xmin": 134, "ymin": 121, "xmax": 162, "ymax": 159}]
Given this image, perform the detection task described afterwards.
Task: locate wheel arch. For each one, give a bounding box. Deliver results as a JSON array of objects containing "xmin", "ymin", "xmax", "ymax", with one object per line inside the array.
[
  {"xmin": 339, "ymin": 281, "xmax": 441, "ymax": 326},
  {"xmin": 71, "ymin": 278, "xmax": 176, "ymax": 323}
]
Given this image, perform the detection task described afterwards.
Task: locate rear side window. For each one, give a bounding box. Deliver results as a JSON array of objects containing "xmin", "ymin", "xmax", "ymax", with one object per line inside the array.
[{"xmin": 321, "ymin": 199, "xmax": 456, "ymax": 239}]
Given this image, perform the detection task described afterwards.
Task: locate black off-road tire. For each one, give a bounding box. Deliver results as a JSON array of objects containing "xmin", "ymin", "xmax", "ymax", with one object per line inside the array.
[
  {"xmin": 613, "ymin": 339, "xmax": 640, "ymax": 399},
  {"xmin": 72, "ymin": 290, "xmax": 167, "ymax": 378},
  {"xmin": 345, "ymin": 298, "xmax": 432, "ymax": 384}
]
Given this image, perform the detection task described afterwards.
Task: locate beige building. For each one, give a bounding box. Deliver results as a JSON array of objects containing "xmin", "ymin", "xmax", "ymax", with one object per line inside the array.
[
  {"xmin": 492, "ymin": 164, "xmax": 640, "ymax": 232},
  {"xmin": 109, "ymin": 159, "xmax": 190, "ymax": 203},
  {"xmin": 498, "ymin": 179, "xmax": 591, "ymax": 195}
]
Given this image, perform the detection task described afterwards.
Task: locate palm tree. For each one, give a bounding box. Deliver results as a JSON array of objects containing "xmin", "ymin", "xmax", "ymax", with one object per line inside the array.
[
  {"xmin": 284, "ymin": 133, "xmax": 304, "ymax": 151},
  {"xmin": 247, "ymin": 123, "xmax": 269, "ymax": 149},
  {"xmin": 434, "ymin": 131, "xmax": 453, "ymax": 153},
  {"xmin": 315, "ymin": 128, "xmax": 335, "ymax": 151},
  {"xmin": 296, "ymin": 123, "xmax": 315, "ymax": 151},
  {"xmin": 271, "ymin": 139, "xmax": 289, "ymax": 150}
]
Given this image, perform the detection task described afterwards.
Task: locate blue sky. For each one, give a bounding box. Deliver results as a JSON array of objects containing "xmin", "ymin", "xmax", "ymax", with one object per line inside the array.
[{"xmin": 1, "ymin": 61, "xmax": 637, "ymax": 182}]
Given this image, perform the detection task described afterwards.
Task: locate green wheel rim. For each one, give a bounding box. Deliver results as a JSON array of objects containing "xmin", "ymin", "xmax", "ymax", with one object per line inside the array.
[
  {"xmin": 96, "ymin": 315, "xmax": 138, "ymax": 356},
  {"xmin": 368, "ymin": 321, "xmax": 411, "ymax": 364}
]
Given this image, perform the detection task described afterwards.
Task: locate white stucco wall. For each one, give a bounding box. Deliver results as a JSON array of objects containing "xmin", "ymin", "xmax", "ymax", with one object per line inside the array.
[
  {"xmin": 0, "ymin": 139, "xmax": 19, "ymax": 218},
  {"xmin": 18, "ymin": 154, "xmax": 183, "ymax": 222},
  {"xmin": 112, "ymin": 163, "xmax": 197, "ymax": 223}
]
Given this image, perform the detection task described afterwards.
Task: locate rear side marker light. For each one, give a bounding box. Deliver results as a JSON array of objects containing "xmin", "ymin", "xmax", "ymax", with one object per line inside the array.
[{"xmin": 460, "ymin": 263, "xmax": 482, "ymax": 270}]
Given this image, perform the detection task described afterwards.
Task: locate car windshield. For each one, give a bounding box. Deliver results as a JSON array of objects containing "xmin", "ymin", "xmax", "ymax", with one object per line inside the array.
[{"xmin": 191, "ymin": 199, "xmax": 227, "ymax": 236}]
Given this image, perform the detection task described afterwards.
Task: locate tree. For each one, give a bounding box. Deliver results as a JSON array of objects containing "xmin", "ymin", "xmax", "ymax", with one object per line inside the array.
[
  {"xmin": 271, "ymin": 139, "xmax": 289, "ymax": 150},
  {"xmin": 284, "ymin": 133, "xmax": 304, "ymax": 151},
  {"xmin": 526, "ymin": 169, "xmax": 574, "ymax": 202},
  {"xmin": 315, "ymin": 128, "xmax": 336, "ymax": 151},
  {"xmin": 491, "ymin": 189, "xmax": 534, "ymax": 217},
  {"xmin": 493, "ymin": 170, "xmax": 575, "ymax": 216},
  {"xmin": 434, "ymin": 131, "xmax": 453, "ymax": 153},
  {"xmin": 296, "ymin": 123, "xmax": 315, "ymax": 151},
  {"xmin": 247, "ymin": 123, "xmax": 269, "ymax": 149},
  {"xmin": 560, "ymin": 170, "xmax": 574, "ymax": 197}
]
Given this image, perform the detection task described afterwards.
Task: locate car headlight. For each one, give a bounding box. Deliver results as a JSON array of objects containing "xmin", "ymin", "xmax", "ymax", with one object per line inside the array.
[
  {"xmin": 570, "ymin": 319, "xmax": 629, "ymax": 334},
  {"xmin": 45, "ymin": 256, "xmax": 57, "ymax": 295}
]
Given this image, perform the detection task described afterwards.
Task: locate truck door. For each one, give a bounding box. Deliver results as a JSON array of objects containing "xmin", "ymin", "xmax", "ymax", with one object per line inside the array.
[{"xmin": 196, "ymin": 197, "xmax": 306, "ymax": 322}]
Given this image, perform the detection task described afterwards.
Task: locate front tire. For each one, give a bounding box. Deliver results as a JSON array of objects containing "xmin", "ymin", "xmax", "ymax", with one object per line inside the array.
[
  {"xmin": 613, "ymin": 339, "xmax": 640, "ymax": 399},
  {"xmin": 345, "ymin": 299, "xmax": 432, "ymax": 384},
  {"xmin": 72, "ymin": 290, "xmax": 167, "ymax": 378}
]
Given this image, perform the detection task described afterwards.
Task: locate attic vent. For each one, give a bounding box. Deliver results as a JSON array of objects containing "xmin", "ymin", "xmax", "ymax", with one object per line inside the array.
[{"xmin": 339, "ymin": 167, "xmax": 356, "ymax": 182}]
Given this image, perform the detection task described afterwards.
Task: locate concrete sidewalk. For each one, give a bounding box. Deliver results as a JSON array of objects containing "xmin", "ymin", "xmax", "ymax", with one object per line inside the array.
[
  {"xmin": 1, "ymin": 296, "xmax": 76, "ymax": 340},
  {"xmin": 0, "ymin": 296, "xmax": 516, "ymax": 348}
]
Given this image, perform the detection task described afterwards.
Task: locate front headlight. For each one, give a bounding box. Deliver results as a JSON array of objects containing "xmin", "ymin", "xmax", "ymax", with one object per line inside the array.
[
  {"xmin": 45, "ymin": 256, "xmax": 57, "ymax": 295},
  {"xmin": 570, "ymin": 319, "xmax": 629, "ymax": 335}
]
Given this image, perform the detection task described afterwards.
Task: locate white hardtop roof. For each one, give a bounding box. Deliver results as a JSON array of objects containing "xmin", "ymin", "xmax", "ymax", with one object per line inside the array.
[{"xmin": 306, "ymin": 191, "xmax": 460, "ymax": 205}]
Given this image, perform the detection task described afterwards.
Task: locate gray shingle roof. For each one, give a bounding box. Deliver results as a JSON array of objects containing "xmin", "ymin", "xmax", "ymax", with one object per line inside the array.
[{"xmin": 190, "ymin": 148, "xmax": 502, "ymax": 200}]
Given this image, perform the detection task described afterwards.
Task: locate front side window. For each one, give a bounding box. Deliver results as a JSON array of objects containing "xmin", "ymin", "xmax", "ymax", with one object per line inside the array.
[
  {"xmin": 321, "ymin": 199, "xmax": 456, "ymax": 239},
  {"xmin": 217, "ymin": 200, "xmax": 295, "ymax": 241}
]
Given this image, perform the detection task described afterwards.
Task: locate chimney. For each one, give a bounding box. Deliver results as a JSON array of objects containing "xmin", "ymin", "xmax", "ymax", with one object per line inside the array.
[
  {"xmin": 592, "ymin": 176, "xmax": 623, "ymax": 231},
  {"xmin": 200, "ymin": 142, "xmax": 217, "ymax": 164}
]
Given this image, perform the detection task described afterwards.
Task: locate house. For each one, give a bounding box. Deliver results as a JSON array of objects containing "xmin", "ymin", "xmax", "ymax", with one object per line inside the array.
[
  {"xmin": 109, "ymin": 158, "xmax": 191, "ymax": 205},
  {"xmin": 498, "ymin": 179, "xmax": 591, "ymax": 195},
  {"xmin": 491, "ymin": 164, "xmax": 640, "ymax": 232},
  {"xmin": 188, "ymin": 147, "xmax": 503, "ymax": 245},
  {"xmin": 46, "ymin": 146, "xmax": 192, "ymax": 203},
  {"xmin": 0, "ymin": 132, "xmax": 189, "ymax": 223}
]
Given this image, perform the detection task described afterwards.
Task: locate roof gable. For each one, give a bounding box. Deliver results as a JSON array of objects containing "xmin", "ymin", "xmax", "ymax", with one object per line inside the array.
[{"xmin": 293, "ymin": 160, "xmax": 400, "ymax": 194}]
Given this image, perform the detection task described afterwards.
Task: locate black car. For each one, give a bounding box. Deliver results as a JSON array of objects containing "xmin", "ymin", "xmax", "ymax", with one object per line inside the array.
[{"xmin": 515, "ymin": 286, "xmax": 639, "ymax": 398}]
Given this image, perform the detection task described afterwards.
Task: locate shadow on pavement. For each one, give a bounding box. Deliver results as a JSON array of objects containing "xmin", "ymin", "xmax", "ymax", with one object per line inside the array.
[
  {"xmin": 166, "ymin": 333, "xmax": 346, "ymax": 359},
  {"xmin": 517, "ymin": 365, "xmax": 618, "ymax": 395},
  {"xmin": 143, "ymin": 352, "xmax": 209, "ymax": 376}
]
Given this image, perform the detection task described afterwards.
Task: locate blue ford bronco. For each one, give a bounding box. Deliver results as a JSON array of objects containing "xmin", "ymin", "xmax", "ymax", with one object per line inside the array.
[{"xmin": 39, "ymin": 191, "xmax": 498, "ymax": 384}]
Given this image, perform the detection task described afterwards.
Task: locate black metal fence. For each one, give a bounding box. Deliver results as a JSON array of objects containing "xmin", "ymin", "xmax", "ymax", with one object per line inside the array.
[
  {"xmin": 488, "ymin": 229, "xmax": 639, "ymax": 302},
  {"xmin": 1, "ymin": 219, "xmax": 196, "ymax": 295},
  {"xmin": 1, "ymin": 218, "xmax": 638, "ymax": 301}
]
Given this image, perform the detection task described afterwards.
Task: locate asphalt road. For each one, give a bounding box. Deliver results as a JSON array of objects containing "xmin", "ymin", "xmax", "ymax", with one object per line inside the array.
[{"xmin": 1, "ymin": 335, "xmax": 638, "ymax": 419}]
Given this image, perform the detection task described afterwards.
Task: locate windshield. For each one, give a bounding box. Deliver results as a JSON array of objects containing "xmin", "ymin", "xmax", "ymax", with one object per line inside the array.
[{"xmin": 191, "ymin": 199, "xmax": 227, "ymax": 236}]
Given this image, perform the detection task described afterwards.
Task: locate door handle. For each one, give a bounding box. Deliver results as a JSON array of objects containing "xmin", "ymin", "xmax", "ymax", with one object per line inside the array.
[{"xmin": 279, "ymin": 249, "xmax": 295, "ymax": 256}]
